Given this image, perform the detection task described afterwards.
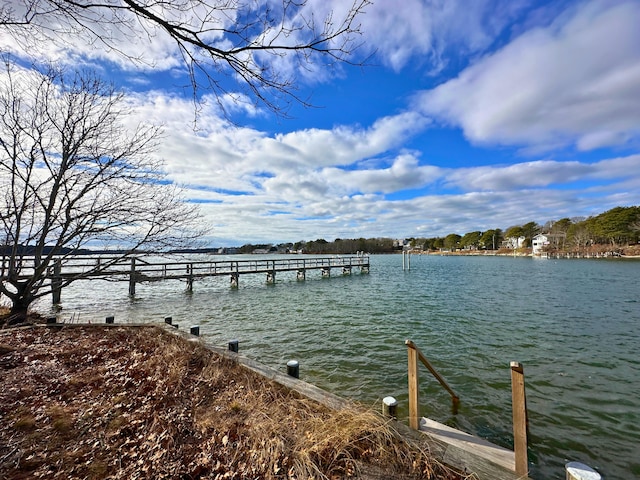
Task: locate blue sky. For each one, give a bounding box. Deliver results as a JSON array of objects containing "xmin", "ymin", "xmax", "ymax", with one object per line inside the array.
[{"xmin": 2, "ymin": 0, "xmax": 640, "ymax": 246}]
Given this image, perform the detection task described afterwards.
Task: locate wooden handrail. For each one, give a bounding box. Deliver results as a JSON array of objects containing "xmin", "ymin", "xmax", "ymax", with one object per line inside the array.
[
  {"xmin": 405, "ymin": 339, "xmax": 460, "ymax": 430},
  {"xmin": 405, "ymin": 340, "xmax": 530, "ymax": 476}
]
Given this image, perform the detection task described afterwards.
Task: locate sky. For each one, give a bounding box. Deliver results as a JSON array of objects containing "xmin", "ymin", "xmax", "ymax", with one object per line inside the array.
[{"xmin": 2, "ymin": 0, "xmax": 640, "ymax": 247}]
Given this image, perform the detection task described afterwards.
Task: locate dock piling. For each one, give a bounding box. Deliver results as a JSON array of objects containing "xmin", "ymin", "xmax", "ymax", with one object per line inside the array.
[
  {"xmin": 51, "ymin": 260, "xmax": 62, "ymax": 304},
  {"xmin": 287, "ymin": 360, "xmax": 299, "ymax": 378},
  {"xmin": 128, "ymin": 258, "xmax": 136, "ymax": 296},
  {"xmin": 382, "ymin": 396, "xmax": 398, "ymax": 419},
  {"xmin": 565, "ymin": 462, "xmax": 601, "ymax": 480}
]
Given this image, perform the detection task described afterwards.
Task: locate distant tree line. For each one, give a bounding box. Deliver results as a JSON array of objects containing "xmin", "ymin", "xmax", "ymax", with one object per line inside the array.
[
  {"xmin": 409, "ymin": 206, "xmax": 640, "ymax": 252},
  {"xmin": 233, "ymin": 206, "xmax": 640, "ymax": 255}
]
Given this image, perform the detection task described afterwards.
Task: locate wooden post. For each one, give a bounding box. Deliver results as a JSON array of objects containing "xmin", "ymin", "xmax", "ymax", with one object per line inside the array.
[
  {"xmin": 228, "ymin": 340, "xmax": 239, "ymax": 353},
  {"xmin": 407, "ymin": 341, "xmax": 420, "ymax": 430},
  {"xmin": 128, "ymin": 258, "xmax": 136, "ymax": 296},
  {"xmin": 187, "ymin": 264, "xmax": 193, "ymax": 292},
  {"xmin": 190, "ymin": 325, "xmax": 200, "ymax": 336},
  {"xmin": 164, "ymin": 316, "xmax": 172, "ymax": 325},
  {"xmin": 51, "ymin": 259, "xmax": 62, "ymax": 304},
  {"xmin": 287, "ymin": 360, "xmax": 299, "ymax": 378},
  {"xmin": 510, "ymin": 361, "xmax": 528, "ymax": 476},
  {"xmin": 382, "ymin": 396, "xmax": 398, "ymax": 419},
  {"xmin": 565, "ymin": 462, "xmax": 601, "ymax": 480},
  {"xmin": 105, "ymin": 316, "xmax": 114, "ymax": 324}
]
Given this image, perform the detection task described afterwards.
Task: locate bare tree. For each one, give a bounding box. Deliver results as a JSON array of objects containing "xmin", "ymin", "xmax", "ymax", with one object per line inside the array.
[
  {"xmin": 0, "ymin": 59, "xmax": 203, "ymax": 325},
  {"xmin": 1, "ymin": 0, "xmax": 370, "ymax": 116}
]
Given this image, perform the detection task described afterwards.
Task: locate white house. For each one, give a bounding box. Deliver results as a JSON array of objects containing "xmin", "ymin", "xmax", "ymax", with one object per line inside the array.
[
  {"xmin": 532, "ymin": 233, "xmax": 566, "ymax": 255},
  {"xmin": 503, "ymin": 236, "xmax": 526, "ymax": 249},
  {"xmin": 532, "ymin": 234, "xmax": 549, "ymax": 255}
]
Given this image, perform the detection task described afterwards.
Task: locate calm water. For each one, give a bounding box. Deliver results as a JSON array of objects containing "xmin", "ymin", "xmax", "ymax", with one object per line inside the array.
[{"xmin": 33, "ymin": 254, "xmax": 640, "ymax": 479}]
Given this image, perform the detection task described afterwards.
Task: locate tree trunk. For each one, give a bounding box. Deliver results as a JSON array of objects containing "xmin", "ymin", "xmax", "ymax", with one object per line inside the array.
[{"xmin": 2, "ymin": 296, "xmax": 32, "ymax": 327}]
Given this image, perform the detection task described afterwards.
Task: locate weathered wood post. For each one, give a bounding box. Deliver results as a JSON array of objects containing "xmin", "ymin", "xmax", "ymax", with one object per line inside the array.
[
  {"xmin": 510, "ymin": 361, "xmax": 529, "ymax": 477},
  {"xmin": 190, "ymin": 325, "xmax": 200, "ymax": 336},
  {"xmin": 382, "ymin": 396, "xmax": 398, "ymax": 419},
  {"xmin": 266, "ymin": 270, "xmax": 276, "ymax": 284},
  {"xmin": 105, "ymin": 316, "xmax": 114, "ymax": 324},
  {"xmin": 187, "ymin": 264, "xmax": 194, "ymax": 292},
  {"xmin": 407, "ymin": 341, "xmax": 420, "ymax": 430},
  {"xmin": 128, "ymin": 258, "xmax": 136, "ymax": 296},
  {"xmin": 228, "ymin": 340, "xmax": 239, "ymax": 353},
  {"xmin": 287, "ymin": 360, "xmax": 299, "ymax": 378},
  {"xmin": 565, "ymin": 462, "xmax": 601, "ymax": 480},
  {"xmin": 51, "ymin": 259, "xmax": 62, "ymax": 304}
]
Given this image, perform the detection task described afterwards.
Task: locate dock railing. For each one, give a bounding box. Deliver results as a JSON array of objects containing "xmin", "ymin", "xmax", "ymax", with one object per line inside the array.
[
  {"xmin": 405, "ymin": 339, "xmax": 460, "ymax": 429},
  {"xmin": 405, "ymin": 339, "xmax": 529, "ymax": 477}
]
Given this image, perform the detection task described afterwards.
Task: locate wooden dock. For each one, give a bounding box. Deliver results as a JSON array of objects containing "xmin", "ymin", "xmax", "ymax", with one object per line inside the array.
[{"xmin": 2, "ymin": 255, "xmax": 370, "ymax": 301}]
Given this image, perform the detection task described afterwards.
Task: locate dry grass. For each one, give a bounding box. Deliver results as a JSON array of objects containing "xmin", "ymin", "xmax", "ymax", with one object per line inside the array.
[{"xmin": 0, "ymin": 325, "xmax": 461, "ymax": 479}]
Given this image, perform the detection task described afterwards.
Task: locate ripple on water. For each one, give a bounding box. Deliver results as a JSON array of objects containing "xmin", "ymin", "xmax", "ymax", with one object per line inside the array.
[{"xmin": 38, "ymin": 254, "xmax": 640, "ymax": 480}]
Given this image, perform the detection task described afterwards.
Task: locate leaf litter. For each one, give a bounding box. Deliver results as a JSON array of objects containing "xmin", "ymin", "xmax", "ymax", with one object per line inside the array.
[{"xmin": 0, "ymin": 325, "xmax": 462, "ymax": 479}]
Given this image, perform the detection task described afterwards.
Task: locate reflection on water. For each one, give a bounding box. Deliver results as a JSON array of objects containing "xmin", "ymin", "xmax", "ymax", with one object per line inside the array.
[{"xmin": 33, "ymin": 254, "xmax": 640, "ymax": 479}]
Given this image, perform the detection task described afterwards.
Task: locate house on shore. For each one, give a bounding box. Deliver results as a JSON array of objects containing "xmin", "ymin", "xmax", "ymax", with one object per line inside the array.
[
  {"xmin": 503, "ymin": 236, "xmax": 526, "ymax": 250},
  {"xmin": 532, "ymin": 233, "xmax": 566, "ymax": 255}
]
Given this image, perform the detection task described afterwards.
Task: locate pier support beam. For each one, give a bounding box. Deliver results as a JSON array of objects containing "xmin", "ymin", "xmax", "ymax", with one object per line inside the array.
[
  {"xmin": 51, "ymin": 259, "xmax": 62, "ymax": 304},
  {"xmin": 186, "ymin": 264, "xmax": 194, "ymax": 292},
  {"xmin": 128, "ymin": 258, "xmax": 136, "ymax": 296}
]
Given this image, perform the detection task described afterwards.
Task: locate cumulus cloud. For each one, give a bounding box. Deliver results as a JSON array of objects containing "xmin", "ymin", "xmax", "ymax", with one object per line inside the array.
[{"xmin": 417, "ymin": 0, "xmax": 640, "ymax": 152}]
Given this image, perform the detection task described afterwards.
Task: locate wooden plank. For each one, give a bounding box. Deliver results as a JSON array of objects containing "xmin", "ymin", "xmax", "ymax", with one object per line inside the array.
[
  {"xmin": 510, "ymin": 361, "xmax": 529, "ymax": 477},
  {"xmin": 419, "ymin": 417, "xmax": 526, "ymax": 479}
]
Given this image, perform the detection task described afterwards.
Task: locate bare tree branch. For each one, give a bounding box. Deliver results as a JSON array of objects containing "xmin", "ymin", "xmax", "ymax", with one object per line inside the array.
[
  {"xmin": 1, "ymin": 0, "xmax": 371, "ymax": 117},
  {"xmin": 0, "ymin": 58, "xmax": 205, "ymax": 324}
]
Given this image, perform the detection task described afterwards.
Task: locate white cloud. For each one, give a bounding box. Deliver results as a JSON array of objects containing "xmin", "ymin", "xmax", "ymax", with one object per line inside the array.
[
  {"xmin": 417, "ymin": 0, "xmax": 640, "ymax": 151},
  {"xmin": 354, "ymin": 0, "xmax": 529, "ymax": 71}
]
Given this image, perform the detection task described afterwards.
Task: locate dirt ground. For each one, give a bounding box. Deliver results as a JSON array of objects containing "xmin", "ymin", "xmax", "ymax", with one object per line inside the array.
[{"xmin": 0, "ymin": 325, "xmax": 461, "ymax": 479}]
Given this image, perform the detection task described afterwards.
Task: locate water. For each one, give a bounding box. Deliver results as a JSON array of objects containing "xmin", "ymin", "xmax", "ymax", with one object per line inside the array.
[{"xmin": 32, "ymin": 254, "xmax": 640, "ymax": 478}]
